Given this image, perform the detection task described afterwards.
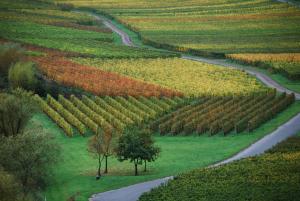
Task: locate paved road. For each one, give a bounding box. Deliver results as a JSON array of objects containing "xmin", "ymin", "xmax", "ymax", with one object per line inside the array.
[
  {"xmin": 90, "ymin": 111, "xmax": 300, "ymax": 201},
  {"xmin": 182, "ymin": 55, "xmax": 300, "ymax": 100},
  {"xmin": 83, "ymin": 11, "xmax": 300, "ymax": 100},
  {"xmin": 86, "ymin": 12, "xmax": 136, "ymax": 47},
  {"xmin": 82, "ymin": 10, "xmax": 300, "ymax": 201},
  {"xmin": 89, "ymin": 177, "xmax": 173, "ymax": 201}
]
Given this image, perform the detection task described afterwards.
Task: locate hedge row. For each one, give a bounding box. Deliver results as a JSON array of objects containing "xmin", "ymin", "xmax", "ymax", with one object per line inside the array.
[
  {"xmin": 128, "ymin": 96, "xmax": 157, "ymax": 117},
  {"xmin": 35, "ymin": 95, "xmax": 73, "ymax": 137},
  {"xmin": 82, "ymin": 95, "xmax": 126, "ymax": 131},
  {"xmin": 153, "ymin": 90, "xmax": 294, "ymax": 135},
  {"xmin": 138, "ymin": 96, "xmax": 164, "ymax": 113},
  {"xmin": 115, "ymin": 96, "xmax": 150, "ymax": 119},
  {"xmin": 103, "ymin": 96, "xmax": 143, "ymax": 123},
  {"xmin": 47, "ymin": 94, "xmax": 86, "ymax": 135},
  {"xmin": 93, "ymin": 96, "xmax": 134, "ymax": 125},
  {"xmin": 58, "ymin": 95, "xmax": 98, "ymax": 134},
  {"xmin": 70, "ymin": 95, "xmax": 113, "ymax": 132}
]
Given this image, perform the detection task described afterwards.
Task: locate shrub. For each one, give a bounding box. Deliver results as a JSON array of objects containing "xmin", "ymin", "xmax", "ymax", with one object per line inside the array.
[
  {"xmin": 0, "ymin": 43, "xmax": 24, "ymax": 76},
  {"xmin": 8, "ymin": 62, "xmax": 38, "ymax": 91}
]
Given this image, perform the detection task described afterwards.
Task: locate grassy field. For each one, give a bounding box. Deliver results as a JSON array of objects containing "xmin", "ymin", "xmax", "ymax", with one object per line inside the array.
[
  {"xmin": 37, "ymin": 101, "xmax": 300, "ymax": 201},
  {"xmin": 139, "ymin": 134, "xmax": 300, "ymax": 201},
  {"xmin": 56, "ymin": 0, "xmax": 300, "ymax": 54}
]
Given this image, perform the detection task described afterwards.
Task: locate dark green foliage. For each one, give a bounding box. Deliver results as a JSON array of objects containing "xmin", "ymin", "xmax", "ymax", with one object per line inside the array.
[
  {"xmin": 0, "ymin": 124, "xmax": 60, "ymax": 200},
  {"xmin": 0, "ymin": 43, "xmax": 24, "ymax": 76},
  {"xmin": 0, "ymin": 168, "xmax": 24, "ymax": 201},
  {"xmin": 116, "ymin": 128, "xmax": 160, "ymax": 176},
  {"xmin": 0, "ymin": 89, "xmax": 37, "ymax": 137},
  {"xmin": 139, "ymin": 136, "xmax": 300, "ymax": 201},
  {"xmin": 8, "ymin": 62, "xmax": 38, "ymax": 91},
  {"xmin": 0, "ymin": 43, "xmax": 24, "ymax": 88}
]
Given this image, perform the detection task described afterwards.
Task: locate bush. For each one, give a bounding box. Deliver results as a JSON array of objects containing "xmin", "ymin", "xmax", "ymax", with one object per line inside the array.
[
  {"xmin": 8, "ymin": 62, "xmax": 38, "ymax": 91},
  {"xmin": 0, "ymin": 43, "xmax": 24, "ymax": 77},
  {"xmin": 0, "ymin": 89, "xmax": 37, "ymax": 137},
  {"xmin": 0, "ymin": 126, "xmax": 60, "ymax": 199}
]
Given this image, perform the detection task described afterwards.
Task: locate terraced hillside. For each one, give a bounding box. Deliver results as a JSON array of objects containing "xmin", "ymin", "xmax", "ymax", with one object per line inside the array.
[
  {"xmin": 0, "ymin": 0, "xmax": 176, "ymax": 58},
  {"xmin": 56, "ymin": 0, "xmax": 300, "ymax": 54}
]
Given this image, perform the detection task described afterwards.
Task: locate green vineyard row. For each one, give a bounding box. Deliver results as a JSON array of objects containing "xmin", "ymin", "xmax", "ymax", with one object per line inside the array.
[
  {"xmin": 35, "ymin": 94, "xmax": 184, "ymax": 136},
  {"xmin": 151, "ymin": 91, "xmax": 295, "ymax": 136}
]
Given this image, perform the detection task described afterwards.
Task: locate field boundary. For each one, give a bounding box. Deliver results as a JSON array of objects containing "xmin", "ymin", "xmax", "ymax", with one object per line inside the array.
[{"xmin": 83, "ymin": 9, "xmax": 300, "ymax": 201}]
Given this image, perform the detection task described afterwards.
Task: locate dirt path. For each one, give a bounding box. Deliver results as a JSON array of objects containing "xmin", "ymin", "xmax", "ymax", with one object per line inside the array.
[{"xmin": 79, "ymin": 10, "xmax": 300, "ymax": 201}]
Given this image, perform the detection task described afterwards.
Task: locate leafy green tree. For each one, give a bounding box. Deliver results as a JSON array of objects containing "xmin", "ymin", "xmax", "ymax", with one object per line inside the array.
[
  {"xmin": 8, "ymin": 62, "xmax": 38, "ymax": 91},
  {"xmin": 116, "ymin": 128, "xmax": 160, "ymax": 176},
  {"xmin": 0, "ymin": 89, "xmax": 37, "ymax": 137},
  {"xmin": 88, "ymin": 128, "xmax": 113, "ymax": 179},
  {"xmin": 0, "ymin": 167, "xmax": 24, "ymax": 201},
  {"xmin": 0, "ymin": 124, "xmax": 60, "ymax": 199},
  {"xmin": 139, "ymin": 129, "xmax": 160, "ymax": 172}
]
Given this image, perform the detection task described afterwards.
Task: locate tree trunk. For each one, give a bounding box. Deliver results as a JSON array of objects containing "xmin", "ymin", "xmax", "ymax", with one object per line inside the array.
[
  {"xmin": 97, "ymin": 155, "xmax": 101, "ymax": 178},
  {"xmin": 144, "ymin": 160, "xmax": 147, "ymax": 172},
  {"xmin": 104, "ymin": 155, "xmax": 108, "ymax": 174},
  {"xmin": 134, "ymin": 163, "xmax": 138, "ymax": 176}
]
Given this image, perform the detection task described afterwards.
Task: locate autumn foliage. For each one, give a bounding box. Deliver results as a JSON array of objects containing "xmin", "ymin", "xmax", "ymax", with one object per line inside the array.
[{"xmin": 33, "ymin": 56, "xmax": 183, "ymax": 97}]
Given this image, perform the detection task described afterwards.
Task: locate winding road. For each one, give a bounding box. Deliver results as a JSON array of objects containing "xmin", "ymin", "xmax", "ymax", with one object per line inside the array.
[{"xmin": 83, "ymin": 8, "xmax": 300, "ymax": 201}]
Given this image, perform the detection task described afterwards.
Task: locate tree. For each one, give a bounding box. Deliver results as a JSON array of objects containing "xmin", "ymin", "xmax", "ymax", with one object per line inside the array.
[
  {"xmin": 0, "ymin": 124, "xmax": 60, "ymax": 199},
  {"xmin": 0, "ymin": 167, "xmax": 24, "ymax": 201},
  {"xmin": 116, "ymin": 128, "xmax": 160, "ymax": 176},
  {"xmin": 139, "ymin": 129, "xmax": 160, "ymax": 172},
  {"xmin": 0, "ymin": 89, "xmax": 37, "ymax": 137},
  {"xmin": 8, "ymin": 62, "xmax": 38, "ymax": 91},
  {"xmin": 0, "ymin": 43, "xmax": 24, "ymax": 88},
  {"xmin": 88, "ymin": 128, "xmax": 113, "ymax": 179}
]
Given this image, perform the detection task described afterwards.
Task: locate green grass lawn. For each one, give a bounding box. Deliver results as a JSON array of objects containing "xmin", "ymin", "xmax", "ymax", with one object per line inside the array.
[{"xmin": 37, "ymin": 101, "xmax": 300, "ymax": 201}]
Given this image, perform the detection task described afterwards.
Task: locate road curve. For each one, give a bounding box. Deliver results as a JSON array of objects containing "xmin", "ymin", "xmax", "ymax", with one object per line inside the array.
[
  {"xmin": 182, "ymin": 55, "xmax": 300, "ymax": 100},
  {"xmin": 89, "ymin": 113, "xmax": 300, "ymax": 201},
  {"xmin": 83, "ymin": 10, "xmax": 300, "ymax": 201},
  {"xmin": 86, "ymin": 12, "xmax": 136, "ymax": 47},
  {"xmin": 82, "ymin": 11, "xmax": 300, "ymax": 100}
]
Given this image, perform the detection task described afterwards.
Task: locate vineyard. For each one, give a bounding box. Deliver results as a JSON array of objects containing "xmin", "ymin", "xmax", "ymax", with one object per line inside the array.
[
  {"xmin": 151, "ymin": 91, "xmax": 295, "ymax": 135},
  {"xmin": 56, "ymin": 0, "xmax": 300, "ymax": 54},
  {"xmin": 34, "ymin": 94, "xmax": 186, "ymax": 136},
  {"xmin": 1, "ymin": 0, "xmax": 299, "ymax": 201},
  {"xmin": 138, "ymin": 135, "xmax": 300, "ymax": 201},
  {"xmin": 33, "ymin": 56, "xmax": 183, "ymax": 97},
  {"xmin": 34, "ymin": 90, "xmax": 295, "ymax": 137},
  {"xmin": 74, "ymin": 57, "xmax": 267, "ymax": 96},
  {"xmin": 227, "ymin": 53, "xmax": 300, "ymax": 80},
  {"xmin": 0, "ymin": 0, "xmax": 176, "ymax": 59}
]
